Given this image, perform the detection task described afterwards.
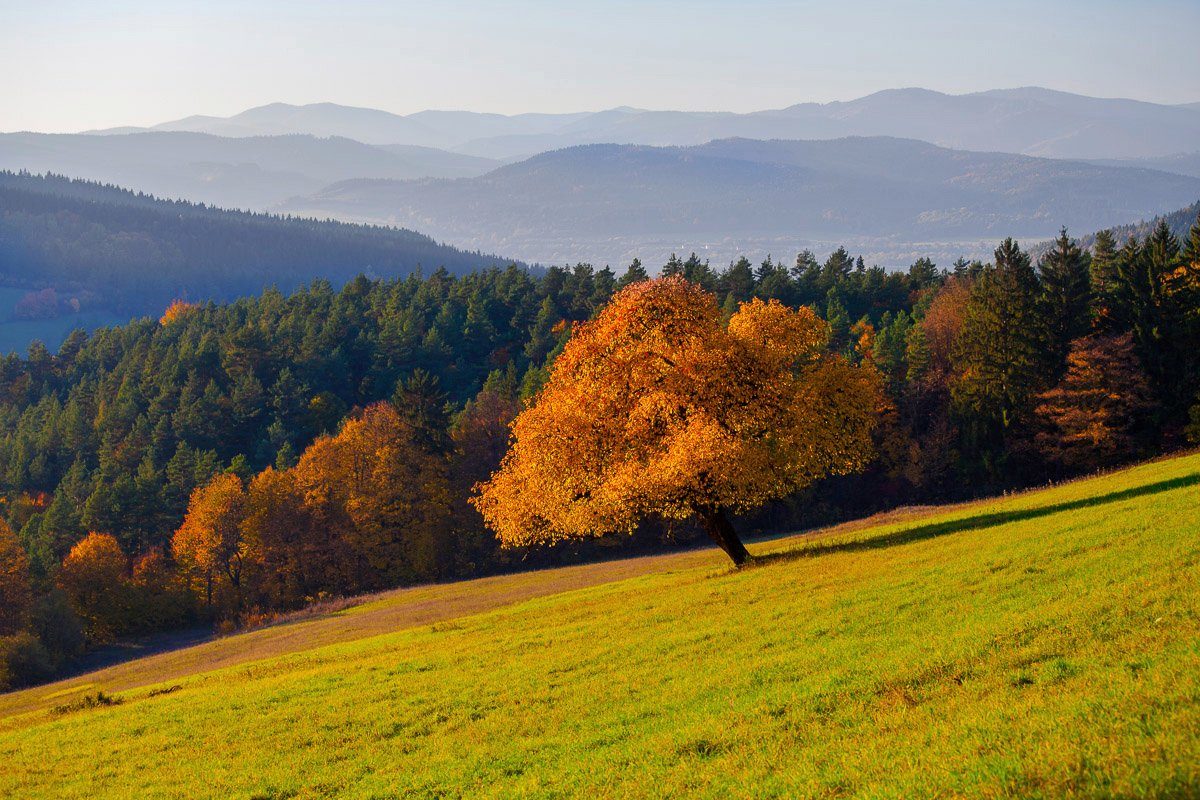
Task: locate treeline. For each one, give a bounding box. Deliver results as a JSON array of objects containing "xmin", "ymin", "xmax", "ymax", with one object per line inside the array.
[
  {"xmin": 0, "ymin": 171, "xmax": 515, "ymax": 315},
  {"xmin": 1, "ymin": 220, "xmax": 1198, "ymax": 689}
]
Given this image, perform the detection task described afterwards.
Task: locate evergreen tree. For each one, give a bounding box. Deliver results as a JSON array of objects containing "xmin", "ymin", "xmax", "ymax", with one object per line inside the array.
[
  {"xmin": 952, "ymin": 239, "xmax": 1047, "ymax": 462},
  {"xmin": 722, "ymin": 257, "xmax": 755, "ymax": 303},
  {"xmin": 1089, "ymin": 229, "xmax": 1120, "ymax": 331},
  {"xmin": 1114, "ymin": 222, "xmax": 1184, "ymax": 407},
  {"xmin": 661, "ymin": 253, "xmax": 685, "ymax": 277},
  {"xmin": 1039, "ymin": 228, "xmax": 1091, "ymax": 372},
  {"xmin": 617, "ymin": 258, "xmax": 649, "ymax": 288}
]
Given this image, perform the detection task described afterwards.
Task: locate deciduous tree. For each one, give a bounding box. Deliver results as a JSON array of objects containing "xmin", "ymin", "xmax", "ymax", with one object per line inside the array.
[
  {"xmin": 472, "ymin": 277, "xmax": 881, "ymax": 566},
  {"xmin": 57, "ymin": 532, "xmax": 129, "ymax": 642},
  {"xmin": 172, "ymin": 473, "xmax": 248, "ymax": 612},
  {"xmin": 0, "ymin": 518, "xmax": 33, "ymax": 636}
]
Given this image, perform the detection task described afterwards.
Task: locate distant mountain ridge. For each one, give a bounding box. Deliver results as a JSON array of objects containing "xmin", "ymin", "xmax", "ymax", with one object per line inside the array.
[
  {"xmin": 275, "ymin": 137, "xmax": 1200, "ymax": 267},
  {"xmin": 81, "ymin": 87, "xmax": 1200, "ymax": 161}
]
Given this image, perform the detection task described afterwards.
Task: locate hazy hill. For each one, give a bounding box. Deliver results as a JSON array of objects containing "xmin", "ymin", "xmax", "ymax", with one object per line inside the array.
[
  {"xmin": 1087, "ymin": 152, "xmax": 1200, "ymax": 180},
  {"xmin": 97, "ymin": 89, "xmax": 1200, "ymax": 161},
  {"xmin": 0, "ymin": 131, "xmax": 498, "ymax": 210},
  {"xmin": 0, "ymin": 171, "xmax": 517, "ymax": 315},
  {"xmin": 1, "ymin": 453, "xmax": 1196, "ymax": 797},
  {"xmin": 145, "ymin": 101, "xmax": 443, "ymax": 146},
  {"xmin": 277, "ymin": 137, "xmax": 1200, "ymax": 267}
]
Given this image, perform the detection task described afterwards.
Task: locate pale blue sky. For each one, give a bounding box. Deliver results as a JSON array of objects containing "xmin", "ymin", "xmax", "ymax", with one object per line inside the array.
[{"xmin": 3, "ymin": 0, "xmax": 1198, "ymax": 132}]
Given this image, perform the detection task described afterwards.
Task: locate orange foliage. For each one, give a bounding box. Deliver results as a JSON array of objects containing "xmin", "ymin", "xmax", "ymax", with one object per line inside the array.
[
  {"xmin": 472, "ymin": 277, "xmax": 881, "ymax": 564},
  {"xmin": 0, "ymin": 517, "xmax": 33, "ymax": 636},
  {"xmin": 173, "ymin": 403, "xmax": 455, "ymax": 616},
  {"xmin": 292, "ymin": 403, "xmax": 450, "ymax": 589},
  {"xmin": 242, "ymin": 466, "xmax": 332, "ymax": 608},
  {"xmin": 1034, "ymin": 333, "xmax": 1154, "ymax": 470},
  {"xmin": 920, "ymin": 276, "xmax": 971, "ymax": 383},
  {"xmin": 172, "ymin": 473, "xmax": 247, "ymax": 611},
  {"xmin": 58, "ymin": 532, "xmax": 129, "ymax": 642},
  {"xmin": 160, "ymin": 299, "xmax": 198, "ymax": 325}
]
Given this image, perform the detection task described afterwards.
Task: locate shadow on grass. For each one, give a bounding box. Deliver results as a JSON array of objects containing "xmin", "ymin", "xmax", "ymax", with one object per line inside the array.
[{"xmin": 753, "ymin": 472, "xmax": 1200, "ymax": 566}]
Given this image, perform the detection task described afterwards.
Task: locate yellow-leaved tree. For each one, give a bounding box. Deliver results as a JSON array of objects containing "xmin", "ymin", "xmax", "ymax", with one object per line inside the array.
[{"xmin": 472, "ymin": 276, "xmax": 881, "ymax": 566}]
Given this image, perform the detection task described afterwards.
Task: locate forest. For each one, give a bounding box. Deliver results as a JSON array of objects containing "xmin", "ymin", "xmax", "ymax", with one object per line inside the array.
[
  {"xmin": 0, "ymin": 216, "xmax": 1197, "ymax": 690},
  {"xmin": 0, "ymin": 171, "xmax": 512, "ymax": 316}
]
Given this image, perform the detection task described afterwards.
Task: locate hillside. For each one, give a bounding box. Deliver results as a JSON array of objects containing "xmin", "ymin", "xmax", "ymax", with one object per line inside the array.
[
  {"xmin": 1089, "ymin": 151, "xmax": 1200, "ymax": 180},
  {"xmin": 1089, "ymin": 199, "xmax": 1200, "ymax": 246},
  {"xmin": 277, "ymin": 137, "xmax": 1200, "ymax": 267},
  {"xmin": 1, "ymin": 452, "xmax": 1196, "ymax": 798},
  {"xmin": 0, "ymin": 171, "xmax": 518, "ymax": 320},
  {"xmin": 0, "ymin": 131, "xmax": 499, "ymax": 210},
  {"xmin": 97, "ymin": 89, "xmax": 1200, "ymax": 161}
]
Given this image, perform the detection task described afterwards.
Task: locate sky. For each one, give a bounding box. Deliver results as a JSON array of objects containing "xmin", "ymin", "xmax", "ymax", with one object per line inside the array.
[{"xmin": 2, "ymin": 0, "xmax": 1199, "ymax": 133}]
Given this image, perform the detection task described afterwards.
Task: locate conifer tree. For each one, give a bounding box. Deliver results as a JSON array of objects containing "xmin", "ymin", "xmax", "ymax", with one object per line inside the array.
[
  {"xmin": 1089, "ymin": 229, "xmax": 1120, "ymax": 331},
  {"xmin": 1039, "ymin": 228, "xmax": 1091, "ymax": 372},
  {"xmin": 617, "ymin": 258, "xmax": 648, "ymax": 289},
  {"xmin": 952, "ymin": 239, "xmax": 1047, "ymax": 453}
]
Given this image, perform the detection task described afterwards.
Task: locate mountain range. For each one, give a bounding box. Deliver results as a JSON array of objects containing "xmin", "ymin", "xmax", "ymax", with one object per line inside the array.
[
  {"xmin": 275, "ymin": 137, "xmax": 1200, "ymax": 267},
  {"xmin": 83, "ymin": 88, "xmax": 1200, "ymax": 161},
  {"xmin": 2, "ymin": 86, "xmax": 1199, "ymax": 272}
]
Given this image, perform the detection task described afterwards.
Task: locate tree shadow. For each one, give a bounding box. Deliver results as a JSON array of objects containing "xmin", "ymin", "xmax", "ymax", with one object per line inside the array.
[{"xmin": 753, "ymin": 472, "xmax": 1200, "ymax": 566}]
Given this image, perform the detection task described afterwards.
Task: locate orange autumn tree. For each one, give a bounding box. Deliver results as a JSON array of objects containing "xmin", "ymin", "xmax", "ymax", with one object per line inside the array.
[
  {"xmin": 160, "ymin": 299, "xmax": 198, "ymax": 325},
  {"xmin": 172, "ymin": 472, "xmax": 248, "ymax": 612},
  {"xmin": 291, "ymin": 402, "xmax": 451, "ymax": 590},
  {"xmin": 472, "ymin": 276, "xmax": 881, "ymax": 566},
  {"xmin": 0, "ymin": 518, "xmax": 33, "ymax": 636},
  {"xmin": 57, "ymin": 532, "xmax": 130, "ymax": 642}
]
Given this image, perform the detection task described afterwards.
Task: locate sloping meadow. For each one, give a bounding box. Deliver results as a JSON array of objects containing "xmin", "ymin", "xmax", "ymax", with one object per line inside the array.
[{"xmin": 1, "ymin": 453, "xmax": 1197, "ymax": 798}]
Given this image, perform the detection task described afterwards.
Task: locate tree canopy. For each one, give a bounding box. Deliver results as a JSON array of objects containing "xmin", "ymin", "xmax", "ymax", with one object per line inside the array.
[{"xmin": 473, "ymin": 277, "xmax": 881, "ymax": 565}]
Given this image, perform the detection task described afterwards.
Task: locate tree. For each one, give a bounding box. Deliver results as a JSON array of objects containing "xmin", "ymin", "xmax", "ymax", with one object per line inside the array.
[
  {"xmin": 392, "ymin": 369, "xmax": 450, "ymax": 454},
  {"xmin": 292, "ymin": 403, "xmax": 453, "ymax": 589},
  {"xmin": 617, "ymin": 258, "xmax": 649, "ymax": 289},
  {"xmin": 172, "ymin": 473, "xmax": 248, "ymax": 613},
  {"xmin": 241, "ymin": 466, "xmax": 326, "ymax": 609},
  {"xmin": 1039, "ymin": 228, "xmax": 1091, "ymax": 371},
  {"xmin": 57, "ymin": 532, "xmax": 129, "ymax": 642},
  {"xmin": 952, "ymin": 239, "xmax": 1047, "ymax": 440},
  {"xmin": 1034, "ymin": 333, "xmax": 1154, "ymax": 471},
  {"xmin": 472, "ymin": 277, "xmax": 880, "ymax": 566},
  {"xmin": 1114, "ymin": 222, "xmax": 1189, "ymax": 410},
  {"xmin": 1089, "ymin": 229, "xmax": 1120, "ymax": 331},
  {"xmin": 160, "ymin": 299, "xmax": 198, "ymax": 326},
  {"xmin": 917, "ymin": 276, "xmax": 971, "ymax": 388},
  {"xmin": 0, "ymin": 518, "xmax": 33, "ymax": 636}
]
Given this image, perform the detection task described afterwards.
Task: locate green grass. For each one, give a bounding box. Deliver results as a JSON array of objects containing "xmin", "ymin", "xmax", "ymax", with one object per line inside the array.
[{"xmin": 1, "ymin": 454, "xmax": 1198, "ymax": 799}]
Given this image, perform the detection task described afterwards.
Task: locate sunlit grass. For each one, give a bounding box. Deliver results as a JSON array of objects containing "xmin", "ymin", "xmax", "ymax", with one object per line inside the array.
[{"xmin": 1, "ymin": 454, "xmax": 1197, "ymax": 798}]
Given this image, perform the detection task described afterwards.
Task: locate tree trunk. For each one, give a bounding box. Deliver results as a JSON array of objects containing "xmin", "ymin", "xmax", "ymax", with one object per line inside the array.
[{"xmin": 700, "ymin": 508, "xmax": 751, "ymax": 567}]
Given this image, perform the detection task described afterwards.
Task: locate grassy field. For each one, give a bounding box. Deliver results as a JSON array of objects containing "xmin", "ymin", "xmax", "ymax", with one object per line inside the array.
[{"xmin": 1, "ymin": 454, "xmax": 1198, "ymax": 799}]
